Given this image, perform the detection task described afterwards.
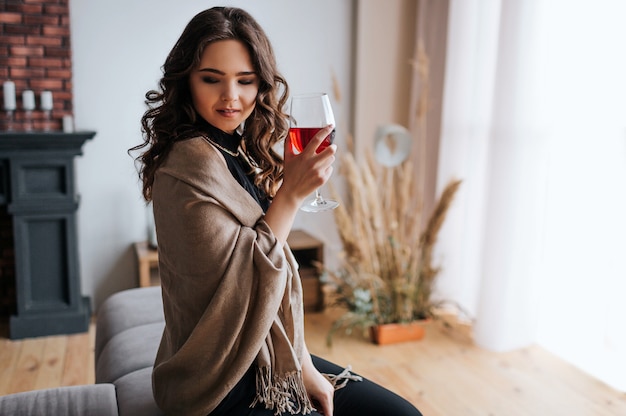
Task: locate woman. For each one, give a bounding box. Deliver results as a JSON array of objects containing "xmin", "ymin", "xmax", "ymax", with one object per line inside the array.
[{"xmin": 131, "ymin": 6, "xmax": 422, "ymax": 416}]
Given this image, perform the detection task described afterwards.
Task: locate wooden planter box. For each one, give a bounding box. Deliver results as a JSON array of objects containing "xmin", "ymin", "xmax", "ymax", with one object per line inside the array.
[{"xmin": 369, "ymin": 320, "xmax": 427, "ymax": 345}]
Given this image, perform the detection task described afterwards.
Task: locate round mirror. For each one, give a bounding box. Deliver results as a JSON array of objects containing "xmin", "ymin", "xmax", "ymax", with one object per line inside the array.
[{"xmin": 373, "ymin": 124, "xmax": 412, "ymax": 167}]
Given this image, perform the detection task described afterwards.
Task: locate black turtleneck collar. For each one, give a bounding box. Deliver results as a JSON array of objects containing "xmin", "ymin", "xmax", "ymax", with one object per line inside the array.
[{"xmin": 197, "ymin": 118, "xmax": 242, "ymax": 155}]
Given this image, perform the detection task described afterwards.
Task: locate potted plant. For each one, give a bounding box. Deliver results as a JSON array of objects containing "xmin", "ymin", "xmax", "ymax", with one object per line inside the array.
[{"xmin": 322, "ymin": 130, "xmax": 461, "ymax": 345}]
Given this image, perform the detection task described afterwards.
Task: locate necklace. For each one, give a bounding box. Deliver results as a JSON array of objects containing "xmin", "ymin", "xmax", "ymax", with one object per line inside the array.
[
  {"xmin": 239, "ymin": 148, "xmax": 262, "ymax": 173},
  {"xmin": 203, "ymin": 136, "xmax": 240, "ymax": 157}
]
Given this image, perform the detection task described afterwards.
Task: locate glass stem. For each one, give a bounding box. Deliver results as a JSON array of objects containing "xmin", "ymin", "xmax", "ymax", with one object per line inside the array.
[{"xmin": 313, "ymin": 189, "xmax": 327, "ymax": 206}]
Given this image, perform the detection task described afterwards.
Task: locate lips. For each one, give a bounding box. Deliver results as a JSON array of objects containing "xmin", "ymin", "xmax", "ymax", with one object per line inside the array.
[{"xmin": 217, "ymin": 108, "xmax": 240, "ymax": 117}]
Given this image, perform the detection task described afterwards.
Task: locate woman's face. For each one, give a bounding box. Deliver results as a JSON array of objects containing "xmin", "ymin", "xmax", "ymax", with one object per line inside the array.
[{"xmin": 189, "ymin": 39, "xmax": 259, "ymax": 134}]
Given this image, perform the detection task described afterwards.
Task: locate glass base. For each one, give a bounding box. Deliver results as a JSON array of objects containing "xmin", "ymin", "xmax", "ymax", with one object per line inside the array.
[{"xmin": 300, "ymin": 196, "xmax": 339, "ymax": 212}]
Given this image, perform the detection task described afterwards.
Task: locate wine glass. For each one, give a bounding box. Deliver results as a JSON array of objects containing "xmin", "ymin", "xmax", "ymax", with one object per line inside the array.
[{"xmin": 288, "ymin": 93, "xmax": 339, "ymax": 212}]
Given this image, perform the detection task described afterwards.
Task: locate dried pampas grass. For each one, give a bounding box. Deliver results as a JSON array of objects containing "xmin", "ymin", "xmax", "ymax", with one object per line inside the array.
[
  {"xmin": 325, "ymin": 147, "xmax": 461, "ymax": 335},
  {"xmin": 323, "ymin": 40, "xmax": 461, "ymax": 342}
]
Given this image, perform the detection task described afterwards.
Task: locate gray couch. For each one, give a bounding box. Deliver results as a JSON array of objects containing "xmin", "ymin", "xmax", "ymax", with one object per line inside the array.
[{"xmin": 0, "ymin": 287, "xmax": 165, "ymax": 416}]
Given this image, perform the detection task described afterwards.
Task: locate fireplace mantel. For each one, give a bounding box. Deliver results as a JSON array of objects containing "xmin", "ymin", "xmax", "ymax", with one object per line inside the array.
[
  {"xmin": 0, "ymin": 131, "xmax": 96, "ymax": 339},
  {"xmin": 0, "ymin": 131, "xmax": 96, "ymax": 151}
]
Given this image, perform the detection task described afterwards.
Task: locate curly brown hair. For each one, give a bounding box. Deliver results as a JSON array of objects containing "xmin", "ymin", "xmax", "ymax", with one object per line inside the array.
[{"xmin": 130, "ymin": 7, "xmax": 289, "ymax": 201}]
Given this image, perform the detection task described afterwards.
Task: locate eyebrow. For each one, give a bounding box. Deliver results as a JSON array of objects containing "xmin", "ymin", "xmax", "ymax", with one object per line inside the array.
[{"xmin": 198, "ymin": 68, "xmax": 256, "ymax": 76}]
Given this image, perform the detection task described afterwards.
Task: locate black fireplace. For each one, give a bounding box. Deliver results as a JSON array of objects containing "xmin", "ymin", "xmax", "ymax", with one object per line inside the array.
[{"xmin": 0, "ymin": 131, "xmax": 95, "ymax": 339}]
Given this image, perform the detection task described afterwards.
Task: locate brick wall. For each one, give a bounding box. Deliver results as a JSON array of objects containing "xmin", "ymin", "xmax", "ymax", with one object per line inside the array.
[{"xmin": 0, "ymin": 0, "xmax": 72, "ymax": 132}]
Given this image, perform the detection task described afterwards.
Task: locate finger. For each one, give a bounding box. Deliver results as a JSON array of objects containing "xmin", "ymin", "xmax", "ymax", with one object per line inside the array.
[
  {"xmin": 304, "ymin": 124, "xmax": 334, "ymax": 156},
  {"xmin": 319, "ymin": 143, "xmax": 337, "ymax": 157},
  {"xmin": 317, "ymin": 151, "xmax": 336, "ymax": 172},
  {"xmin": 283, "ymin": 136, "xmax": 296, "ymax": 161},
  {"xmin": 323, "ymin": 165, "xmax": 334, "ymax": 182}
]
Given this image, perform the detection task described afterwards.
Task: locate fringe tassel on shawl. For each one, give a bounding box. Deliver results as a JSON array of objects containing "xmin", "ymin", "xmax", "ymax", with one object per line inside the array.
[
  {"xmin": 323, "ymin": 365, "xmax": 363, "ymax": 390},
  {"xmin": 251, "ymin": 366, "xmax": 315, "ymax": 415},
  {"xmin": 251, "ymin": 366, "xmax": 362, "ymax": 415}
]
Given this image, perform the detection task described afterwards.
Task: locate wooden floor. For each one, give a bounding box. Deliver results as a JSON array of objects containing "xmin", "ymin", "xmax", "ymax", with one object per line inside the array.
[
  {"xmin": 1, "ymin": 310, "xmax": 625, "ymax": 415},
  {"xmin": 0, "ymin": 319, "xmax": 95, "ymax": 396},
  {"xmin": 305, "ymin": 310, "xmax": 626, "ymax": 415}
]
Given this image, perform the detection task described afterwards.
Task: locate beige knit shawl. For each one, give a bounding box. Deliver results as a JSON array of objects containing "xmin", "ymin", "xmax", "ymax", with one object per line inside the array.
[{"xmin": 151, "ymin": 137, "xmax": 314, "ymax": 416}]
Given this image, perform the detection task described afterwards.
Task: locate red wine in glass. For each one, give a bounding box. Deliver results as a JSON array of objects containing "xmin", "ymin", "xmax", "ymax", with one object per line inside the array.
[
  {"xmin": 289, "ymin": 92, "xmax": 339, "ymax": 212},
  {"xmin": 289, "ymin": 127, "xmax": 336, "ymax": 154}
]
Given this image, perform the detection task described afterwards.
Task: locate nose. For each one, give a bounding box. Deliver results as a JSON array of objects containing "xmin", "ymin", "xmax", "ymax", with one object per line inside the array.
[{"xmin": 221, "ymin": 81, "xmax": 238, "ymax": 102}]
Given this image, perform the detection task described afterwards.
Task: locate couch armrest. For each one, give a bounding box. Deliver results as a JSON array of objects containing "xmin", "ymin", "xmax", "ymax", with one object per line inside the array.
[
  {"xmin": 114, "ymin": 367, "xmax": 164, "ymax": 416},
  {"xmin": 0, "ymin": 384, "xmax": 118, "ymax": 416},
  {"xmin": 95, "ymin": 286, "xmax": 163, "ymax": 360}
]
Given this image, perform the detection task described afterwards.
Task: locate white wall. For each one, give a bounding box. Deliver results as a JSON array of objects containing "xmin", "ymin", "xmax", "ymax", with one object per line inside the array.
[
  {"xmin": 352, "ymin": 0, "xmax": 415, "ymax": 156},
  {"xmin": 69, "ymin": 0, "xmax": 353, "ymax": 308}
]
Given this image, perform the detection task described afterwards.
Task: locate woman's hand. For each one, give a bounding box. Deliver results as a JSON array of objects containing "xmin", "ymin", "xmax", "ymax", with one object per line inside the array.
[
  {"xmin": 302, "ymin": 355, "xmax": 335, "ymax": 415},
  {"xmin": 263, "ymin": 125, "xmax": 336, "ymax": 244},
  {"xmin": 281, "ymin": 124, "xmax": 336, "ymax": 202}
]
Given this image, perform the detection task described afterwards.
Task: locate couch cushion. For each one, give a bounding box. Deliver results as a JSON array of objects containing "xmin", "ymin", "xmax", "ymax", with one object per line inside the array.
[
  {"xmin": 114, "ymin": 367, "xmax": 164, "ymax": 416},
  {"xmin": 0, "ymin": 384, "xmax": 118, "ymax": 416},
  {"xmin": 95, "ymin": 286, "xmax": 164, "ymax": 360},
  {"xmin": 96, "ymin": 321, "xmax": 164, "ymax": 384}
]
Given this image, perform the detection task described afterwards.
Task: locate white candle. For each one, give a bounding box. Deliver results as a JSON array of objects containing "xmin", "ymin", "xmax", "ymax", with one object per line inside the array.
[
  {"xmin": 22, "ymin": 90, "xmax": 35, "ymax": 111},
  {"xmin": 62, "ymin": 115, "xmax": 74, "ymax": 133},
  {"xmin": 41, "ymin": 90, "xmax": 53, "ymax": 111},
  {"xmin": 3, "ymin": 81, "xmax": 16, "ymax": 111}
]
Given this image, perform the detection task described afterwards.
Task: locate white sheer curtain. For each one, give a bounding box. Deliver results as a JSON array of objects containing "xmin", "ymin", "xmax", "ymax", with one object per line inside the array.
[{"xmin": 436, "ymin": 0, "xmax": 626, "ymax": 391}]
